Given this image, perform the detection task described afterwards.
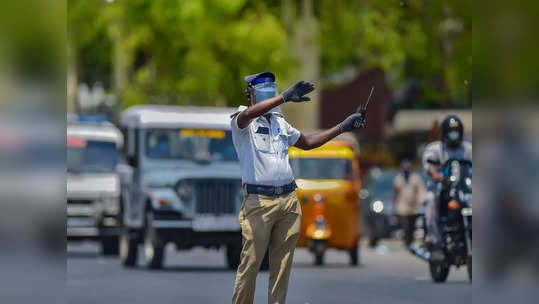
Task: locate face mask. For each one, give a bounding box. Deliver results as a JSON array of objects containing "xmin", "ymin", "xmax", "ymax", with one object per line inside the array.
[
  {"xmin": 448, "ymin": 130, "xmax": 460, "ymax": 141},
  {"xmin": 250, "ymin": 82, "xmax": 282, "ymax": 114}
]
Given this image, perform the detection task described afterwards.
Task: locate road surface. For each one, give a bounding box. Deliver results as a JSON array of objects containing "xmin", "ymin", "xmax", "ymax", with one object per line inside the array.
[{"xmin": 67, "ymin": 239, "xmax": 471, "ymax": 304}]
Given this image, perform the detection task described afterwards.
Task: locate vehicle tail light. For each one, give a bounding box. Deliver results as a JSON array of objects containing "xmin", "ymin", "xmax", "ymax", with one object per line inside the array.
[{"xmin": 448, "ymin": 200, "xmax": 460, "ymax": 210}]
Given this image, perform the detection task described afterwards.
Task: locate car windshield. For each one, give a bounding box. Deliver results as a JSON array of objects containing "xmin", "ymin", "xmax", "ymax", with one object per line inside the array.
[
  {"xmin": 290, "ymin": 158, "xmax": 353, "ymax": 180},
  {"xmin": 365, "ymin": 171, "xmax": 397, "ymax": 196},
  {"xmin": 67, "ymin": 139, "xmax": 118, "ymax": 173},
  {"xmin": 145, "ymin": 129, "xmax": 238, "ymax": 162}
]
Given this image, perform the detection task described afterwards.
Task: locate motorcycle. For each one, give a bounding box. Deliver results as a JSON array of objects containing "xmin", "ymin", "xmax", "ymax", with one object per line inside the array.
[{"xmin": 410, "ymin": 159, "xmax": 472, "ymax": 283}]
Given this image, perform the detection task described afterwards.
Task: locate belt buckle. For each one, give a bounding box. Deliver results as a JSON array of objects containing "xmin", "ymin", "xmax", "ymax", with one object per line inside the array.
[{"xmin": 275, "ymin": 186, "xmax": 283, "ymax": 195}]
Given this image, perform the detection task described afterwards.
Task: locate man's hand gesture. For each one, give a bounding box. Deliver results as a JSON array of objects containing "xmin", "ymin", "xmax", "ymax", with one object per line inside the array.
[
  {"xmin": 339, "ymin": 112, "xmax": 366, "ymax": 133},
  {"xmin": 282, "ymin": 81, "xmax": 315, "ymax": 102}
]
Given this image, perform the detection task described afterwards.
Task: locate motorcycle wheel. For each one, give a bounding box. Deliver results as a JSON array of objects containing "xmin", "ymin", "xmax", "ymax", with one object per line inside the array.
[
  {"xmin": 429, "ymin": 261, "xmax": 450, "ymax": 283},
  {"xmin": 467, "ymin": 257, "xmax": 472, "ymax": 282}
]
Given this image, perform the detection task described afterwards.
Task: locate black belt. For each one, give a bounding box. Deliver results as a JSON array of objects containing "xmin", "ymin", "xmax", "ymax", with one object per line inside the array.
[{"xmin": 245, "ymin": 182, "xmax": 296, "ymax": 196}]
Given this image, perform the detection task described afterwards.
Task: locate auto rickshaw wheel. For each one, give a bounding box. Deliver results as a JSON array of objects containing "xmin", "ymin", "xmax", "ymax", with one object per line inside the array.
[
  {"xmin": 349, "ymin": 244, "xmax": 359, "ymax": 266},
  {"xmin": 313, "ymin": 240, "xmax": 326, "ymax": 266},
  {"xmin": 368, "ymin": 236, "xmax": 379, "ymax": 248}
]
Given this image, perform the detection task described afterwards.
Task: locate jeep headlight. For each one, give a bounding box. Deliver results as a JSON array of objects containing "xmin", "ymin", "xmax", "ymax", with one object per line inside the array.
[
  {"xmin": 176, "ymin": 181, "xmax": 194, "ymax": 202},
  {"xmin": 102, "ymin": 196, "xmax": 120, "ymax": 215}
]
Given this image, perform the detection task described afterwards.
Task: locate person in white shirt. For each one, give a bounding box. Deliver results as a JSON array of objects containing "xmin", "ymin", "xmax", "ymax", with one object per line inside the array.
[
  {"xmin": 230, "ymin": 71, "xmax": 366, "ymax": 304},
  {"xmin": 393, "ymin": 159, "xmax": 426, "ymax": 247}
]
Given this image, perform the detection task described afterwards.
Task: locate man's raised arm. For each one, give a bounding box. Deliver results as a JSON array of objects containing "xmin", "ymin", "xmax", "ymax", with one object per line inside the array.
[
  {"xmin": 294, "ymin": 111, "xmax": 367, "ymax": 150},
  {"xmin": 236, "ymin": 81, "xmax": 315, "ymax": 129}
]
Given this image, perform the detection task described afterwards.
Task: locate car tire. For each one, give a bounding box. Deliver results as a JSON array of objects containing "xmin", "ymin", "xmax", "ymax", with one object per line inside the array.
[
  {"xmin": 120, "ymin": 230, "xmax": 138, "ymax": 267},
  {"xmin": 349, "ymin": 243, "xmax": 360, "ymax": 266},
  {"xmin": 226, "ymin": 237, "xmax": 242, "ymax": 270},
  {"xmin": 143, "ymin": 212, "xmax": 165, "ymax": 269},
  {"xmin": 429, "ymin": 261, "xmax": 450, "ymax": 283},
  {"xmin": 101, "ymin": 236, "xmax": 119, "ymax": 256}
]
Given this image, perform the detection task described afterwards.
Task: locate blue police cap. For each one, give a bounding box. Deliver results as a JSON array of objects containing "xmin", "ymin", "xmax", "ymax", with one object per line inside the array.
[{"xmin": 244, "ymin": 71, "xmax": 275, "ymax": 86}]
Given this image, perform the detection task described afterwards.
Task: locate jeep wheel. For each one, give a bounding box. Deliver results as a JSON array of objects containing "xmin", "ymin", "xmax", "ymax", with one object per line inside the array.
[
  {"xmin": 260, "ymin": 250, "xmax": 270, "ymax": 271},
  {"xmin": 226, "ymin": 241, "xmax": 242, "ymax": 270},
  {"xmin": 143, "ymin": 212, "xmax": 165, "ymax": 269},
  {"xmin": 120, "ymin": 230, "xmax": 138, "ymax": 267},
  {"xmin": 101, "ymin": 236, "xmax": 119, "ymax": 256}
]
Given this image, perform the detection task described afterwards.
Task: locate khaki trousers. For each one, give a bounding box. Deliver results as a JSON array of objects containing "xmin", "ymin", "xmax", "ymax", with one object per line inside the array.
[{"xmin": 232, "ymin": 189, "xmax": 302, "ymax": 304}]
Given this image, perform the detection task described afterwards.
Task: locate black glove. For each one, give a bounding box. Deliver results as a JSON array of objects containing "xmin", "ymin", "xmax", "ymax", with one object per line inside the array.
[
  {"xmin": 282, "ymin": 80, "xmax": 315, "ymax": 102},
  {"xmin": 339, "ymin": 112, "xmax": 366, "ymax": 133}
]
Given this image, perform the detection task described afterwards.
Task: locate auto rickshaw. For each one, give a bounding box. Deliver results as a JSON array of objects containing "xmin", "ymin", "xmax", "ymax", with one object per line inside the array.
[{"xmin": 289, "ymin": 135, "xmax": 361, "ymax": 266}]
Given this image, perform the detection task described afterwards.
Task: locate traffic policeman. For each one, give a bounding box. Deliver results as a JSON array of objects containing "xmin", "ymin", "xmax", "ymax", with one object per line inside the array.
[{"xmin": 230, "ymin": 72, "xmax": 367, "ymax": 304}]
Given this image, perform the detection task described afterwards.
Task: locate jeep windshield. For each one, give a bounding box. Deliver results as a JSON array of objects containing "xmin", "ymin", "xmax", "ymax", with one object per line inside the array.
[
  {"xmin": 145, "ymin": 129, "xmax": 238, "ymax": 162},
  {"xmin": 67, "ymin": 138, "xmax": 118, "ymax": 173},
  {"xmin": 290, "ymin": 158, "xmax": 353, "ymax": 180}
]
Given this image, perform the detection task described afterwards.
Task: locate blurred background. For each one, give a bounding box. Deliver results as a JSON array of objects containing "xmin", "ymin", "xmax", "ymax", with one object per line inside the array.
[
  {"xmin": 64, "ymin": 1, "xmax": 474, "ymax": 303},
  {"xmin": 2, "ymin": 0, "xmax": 538, "ymax": 303},
  {"xmin": 68, "ymin": 0, "xmax": 472, "ymax": 168}
]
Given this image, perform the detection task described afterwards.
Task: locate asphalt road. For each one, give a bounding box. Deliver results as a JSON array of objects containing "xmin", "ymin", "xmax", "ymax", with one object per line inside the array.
[{"xmin": 67, "ymin": 239, "xmax": 470, "ymax": 304}]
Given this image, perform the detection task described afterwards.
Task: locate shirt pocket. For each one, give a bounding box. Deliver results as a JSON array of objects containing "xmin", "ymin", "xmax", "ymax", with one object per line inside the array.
[{"xmin": 252, "ymin": 126, "xmax": 272, "ymax": 153}]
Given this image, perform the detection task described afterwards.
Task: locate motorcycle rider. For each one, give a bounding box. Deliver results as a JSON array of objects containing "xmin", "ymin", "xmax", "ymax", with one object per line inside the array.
[{"xmin": 422, "ymin": 115, "xmax": 472, "ymax": 260}]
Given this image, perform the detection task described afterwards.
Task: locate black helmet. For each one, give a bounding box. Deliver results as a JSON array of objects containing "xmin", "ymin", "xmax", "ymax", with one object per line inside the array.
[{"xmin": 441, "ymin": 115, "xmax": 463, "ymax": 147}]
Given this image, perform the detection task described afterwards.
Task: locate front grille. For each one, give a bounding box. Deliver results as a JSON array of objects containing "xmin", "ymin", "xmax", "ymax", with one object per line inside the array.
[
  {"xmin": 67, "ymin": 199, "xmax": 93, "ymax": 205},
  {"xmin": 191, "ymin": 179, "xmax": 241, "ymax": 215}
]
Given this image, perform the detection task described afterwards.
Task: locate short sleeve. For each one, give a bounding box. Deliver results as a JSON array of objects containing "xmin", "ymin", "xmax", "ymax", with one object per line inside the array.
[
  {"xmin": 230, "ymin": 112, "xmax": 249, "ymax": 135},
  {"xmin": 422, "ymin": 142, "xmax": 441, "ymax": 171},
  {"xmin": 283, "ymin": 120, "xmax": 301, "ymax": 146}
]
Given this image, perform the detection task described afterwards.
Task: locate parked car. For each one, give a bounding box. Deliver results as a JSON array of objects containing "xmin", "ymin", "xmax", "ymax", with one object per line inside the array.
[
  {"xmin": 361, "ymin": 168, "xmax": 400, "ymax": 247},
  {"xmin": 118, "ymin": 105, "xmax": 243, "ymax": 269},
  {"xmin": 67, "ymin": 118, "xmax": 123, "ymax": 255}
]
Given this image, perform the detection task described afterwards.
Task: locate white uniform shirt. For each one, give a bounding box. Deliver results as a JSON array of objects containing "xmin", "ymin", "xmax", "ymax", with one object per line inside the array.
[
  {"xmin": 422, "ymin": 140, "xmax": 472, "ymax": 190},
  {"xmin": 393, "ymin": 172, "xmax": 426, "ymax": 216},
  {"xmin": 231, "ymin": 110, "xmax": 301, "ymax": 187}
]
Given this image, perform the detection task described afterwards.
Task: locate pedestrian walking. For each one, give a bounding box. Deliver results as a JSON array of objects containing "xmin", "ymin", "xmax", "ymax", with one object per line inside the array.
[{"xmin": 393, "ymin": 159, "xmax": 426, "ymax": 247}]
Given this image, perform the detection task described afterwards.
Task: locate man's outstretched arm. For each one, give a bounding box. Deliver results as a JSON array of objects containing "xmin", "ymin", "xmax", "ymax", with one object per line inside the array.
[
  {"xmin": 294, "ymin": 126, "xmax": 341, "ymax": 150},
  {"xmin": 294, "ymin": 112, "xmax": 366, "ymax": 150},
  {"xmin": 236, "ymin": 95, "xmax": 284, "ymax": 129},
  {"xmin": 237, "ymin": 81, "xmax": 315, "ymax": 129}
]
